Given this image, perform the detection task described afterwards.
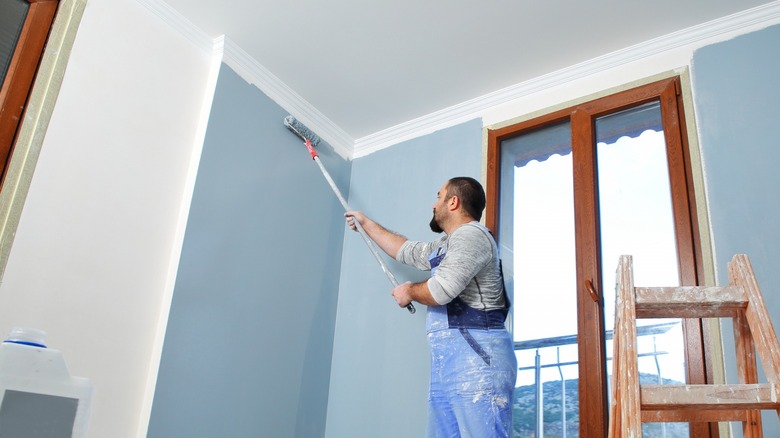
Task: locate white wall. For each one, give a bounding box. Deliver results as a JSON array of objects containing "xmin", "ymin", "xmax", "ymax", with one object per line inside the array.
[{"xmin": 0, "ymin": 0, "xmax": 217, "ymax": 436}]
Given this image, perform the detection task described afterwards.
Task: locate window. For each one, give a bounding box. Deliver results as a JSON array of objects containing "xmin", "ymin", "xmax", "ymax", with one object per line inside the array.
[
  {"xmin": 0, "ymin": 0, "xmax": 58, "ymax": 189},
  {"xmin": 486, "ymin": 77, "xmax": 716, "ymax": 437}
]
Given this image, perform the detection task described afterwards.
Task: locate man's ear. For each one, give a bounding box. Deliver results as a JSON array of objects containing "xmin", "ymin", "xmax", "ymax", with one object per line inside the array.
[{"xmin": 449, "ymin": 195, "xmax": 460, "ymax": 211}]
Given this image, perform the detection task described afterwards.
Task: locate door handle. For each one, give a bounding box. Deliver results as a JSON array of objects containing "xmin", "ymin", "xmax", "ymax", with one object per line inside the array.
[{"xmin": 585, "ymin": 279, "xmax": 599, "ymax": 303}]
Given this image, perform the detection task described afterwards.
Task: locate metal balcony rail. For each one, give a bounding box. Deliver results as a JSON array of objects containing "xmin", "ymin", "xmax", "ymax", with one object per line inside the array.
[{"xmin": 513, "ymin": 321, "xmax": 680, "ymax": 437}]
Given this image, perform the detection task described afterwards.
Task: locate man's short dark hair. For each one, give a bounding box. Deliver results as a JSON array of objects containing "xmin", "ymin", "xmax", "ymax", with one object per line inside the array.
[{"xmin": 446, "ymin": 177, "xmax": 486, "ymax": 221}]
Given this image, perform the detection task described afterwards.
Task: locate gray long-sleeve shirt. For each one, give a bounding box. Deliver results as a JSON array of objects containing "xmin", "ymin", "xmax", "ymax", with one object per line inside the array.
[{"xmin": 396, "ymin": 222, "xmax": 506, "ymax": 310}]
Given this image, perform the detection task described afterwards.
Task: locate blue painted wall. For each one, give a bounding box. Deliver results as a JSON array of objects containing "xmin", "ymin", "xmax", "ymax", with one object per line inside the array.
[
  {"xmin": 148, "ymin": 65, "xmax": 350, "ymax": 437},
  {"xmin": 692, "ymin": 24, "xmax": 780, "ymax": 436},
  {"xmin": 146, "ymin": 21, "xmax": 780, "ymax": 438},
  {"xmin": 325, "ymin": 120, "xmax": 484, "ymax": 437}
]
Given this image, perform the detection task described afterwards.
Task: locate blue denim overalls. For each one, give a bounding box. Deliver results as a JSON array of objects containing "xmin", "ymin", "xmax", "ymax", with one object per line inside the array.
[{"xmin": 425, "ymin": 238, "xmax": 517, "ymax": 438}]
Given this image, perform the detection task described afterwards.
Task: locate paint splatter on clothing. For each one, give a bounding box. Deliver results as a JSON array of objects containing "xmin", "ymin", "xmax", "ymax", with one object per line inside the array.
[
  {"xmin": 397, "ymin": 221, "xmax": 517, "ymax": 437},
  {"xmin": 427, "ymin": 328, "xmax": 516, "ymax": 437}
]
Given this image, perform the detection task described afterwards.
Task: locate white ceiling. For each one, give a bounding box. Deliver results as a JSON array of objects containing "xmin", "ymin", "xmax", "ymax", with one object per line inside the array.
[{"xmin": 158, "ymin": 0, "xmax": 775, "ymax": 146}]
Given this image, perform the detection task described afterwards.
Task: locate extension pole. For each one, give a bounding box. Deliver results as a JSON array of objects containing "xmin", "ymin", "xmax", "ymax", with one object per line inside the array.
[{"xmin": 302, "ymin": 138, "xmax": 416, "ymax": 315}]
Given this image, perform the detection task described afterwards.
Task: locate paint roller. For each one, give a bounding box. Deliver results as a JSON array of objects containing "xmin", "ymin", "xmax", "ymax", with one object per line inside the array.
[{"xmin": 284, "ymin": 115, "xmax": 416, "ymax": 314}]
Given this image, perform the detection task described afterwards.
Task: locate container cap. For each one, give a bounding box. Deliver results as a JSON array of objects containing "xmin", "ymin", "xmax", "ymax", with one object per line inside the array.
[{"xmin": 4, "ymin": 327, "xmax": 47, "ymax": 348}]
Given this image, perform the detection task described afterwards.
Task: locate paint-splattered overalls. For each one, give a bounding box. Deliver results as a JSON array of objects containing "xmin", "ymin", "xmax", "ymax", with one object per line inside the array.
[{"xmin": 425, "ymin": 227, "xmax": 517, "ymax": 438}]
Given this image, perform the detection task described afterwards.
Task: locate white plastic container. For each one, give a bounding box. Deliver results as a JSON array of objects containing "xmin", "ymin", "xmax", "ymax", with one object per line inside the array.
[{"xmin": 0, "ymin": 327, "xmax": 94, "ymax": 437}]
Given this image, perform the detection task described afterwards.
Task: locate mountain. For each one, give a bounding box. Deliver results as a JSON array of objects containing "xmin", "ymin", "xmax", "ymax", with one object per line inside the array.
[{"xmin": 512, "ymin": 373, "xmax": 688, "ymax": 437}]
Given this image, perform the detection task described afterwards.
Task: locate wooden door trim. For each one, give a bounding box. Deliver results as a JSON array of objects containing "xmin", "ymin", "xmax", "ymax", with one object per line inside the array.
[
  {"xmin": 485, "ymin": 76, "xmax": 711, "ymax": 438},
  {"xmin": 0, "ymin": 0, "xmax": 58, "ymax": 187}
]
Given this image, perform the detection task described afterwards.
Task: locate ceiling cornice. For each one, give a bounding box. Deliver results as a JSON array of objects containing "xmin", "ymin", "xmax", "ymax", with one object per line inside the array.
[
  {"xmin": 138, "ymin": 0, "xmax": 780, "ymax": 160},
  {"xmin": 221, "ymin": 40, "xmax": 353, "ymax": 159},
  {"xmin": 136, "ymin": 0, "xmax": 216, "ymax": 53},
  {"xmin": 136, "ymin": 0, "xmax": 353, "ymax": 158},
  {"xmin": 352, "ymin": 0, "xmax": 780, "ymax": 157}
]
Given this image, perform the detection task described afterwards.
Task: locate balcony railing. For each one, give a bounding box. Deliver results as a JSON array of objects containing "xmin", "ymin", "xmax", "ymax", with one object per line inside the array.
[{"xmin": 513, "ymin": 321, "xmax": 684, "ymax": 438}]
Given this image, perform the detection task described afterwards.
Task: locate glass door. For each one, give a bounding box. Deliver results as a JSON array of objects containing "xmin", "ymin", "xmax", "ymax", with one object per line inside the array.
[
  {"xmin": 500, "ymin": 121, "xmax": 578, "ymax": 437},
  {"xmin": 487, "ymin": 77, "xmax": 710, "ymax": 438},
  {"xmin": 596, "ymin": 102, "xmax": 689, "ymax": 437}
]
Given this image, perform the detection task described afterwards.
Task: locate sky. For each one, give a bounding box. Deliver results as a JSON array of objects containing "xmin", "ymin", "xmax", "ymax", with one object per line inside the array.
[{"xmin": 510, "ymin": 129, "xmax": 686, "ymax": 386}]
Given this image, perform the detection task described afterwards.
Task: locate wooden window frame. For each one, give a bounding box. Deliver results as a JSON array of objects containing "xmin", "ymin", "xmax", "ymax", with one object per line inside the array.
[
  {"xmin": 486, "ymin": 77, "xmax": 716, "ymax": 437},
  {"xmin": 0, "ymin": 0, "xmax": 58, "ymax": 188}
]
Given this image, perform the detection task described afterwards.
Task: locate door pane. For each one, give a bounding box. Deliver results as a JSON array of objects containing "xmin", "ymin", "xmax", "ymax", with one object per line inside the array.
[
  {"xmin": 0, "ymin": 0, "xmax": 29, "ymax": 84},
  {"xmin": 500, "ymin": 121, "xmax": 578, "ymax": 437},
  {"xmin": 595, "ymin": 101, "xmax": 689, "ymax": 436}
]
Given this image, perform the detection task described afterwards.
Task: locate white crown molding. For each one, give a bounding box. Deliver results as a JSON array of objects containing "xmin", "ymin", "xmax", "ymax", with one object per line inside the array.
[
  {"xmin": 135, "ymin": 0, "xmax": 218, "ymax": 53},
  {"xmin": 136, "ymin": 0, "xmax": 353, "ymax": 158},
  {"xmin": 138, "ymin": 0, "xmax": 780, "ymax": 160},
  {"xmin": 352, "ymin": 0, "xmax": 780, "ymax": 158},
  {"xmin": 221, "ymin": 39, "xmax": 353, "ymax": 159}
]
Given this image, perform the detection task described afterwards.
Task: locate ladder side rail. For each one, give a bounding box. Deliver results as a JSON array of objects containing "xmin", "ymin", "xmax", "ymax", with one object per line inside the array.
[
  {"xmin": 617, "ymin": 255, "xmax": 642, "ymax": 437},
  {"xmin": 733, "ymin": 309, "xmax": 764, "ymax": 437},
  {"xmin": 731, "ymin": 254, "xmax": 780, "ymax": 433},
  {"xmin": 731, "ymin": 255, "xmax": 780, "ymax": 385},
  {"xmin": 608, "ymin": 285, "xmax": 623, "ymax": 438}
]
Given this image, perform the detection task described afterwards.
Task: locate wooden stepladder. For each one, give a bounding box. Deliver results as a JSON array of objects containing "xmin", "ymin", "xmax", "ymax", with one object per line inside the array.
[{"xmin": 608, "ymin": 254, "xmax": 780, "ymax": 438}]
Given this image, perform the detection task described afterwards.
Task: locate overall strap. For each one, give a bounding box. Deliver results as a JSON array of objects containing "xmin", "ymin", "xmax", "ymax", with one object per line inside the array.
[{"xmin": 464, "ymin": 222, "xmax": 511, "ymax": 309}]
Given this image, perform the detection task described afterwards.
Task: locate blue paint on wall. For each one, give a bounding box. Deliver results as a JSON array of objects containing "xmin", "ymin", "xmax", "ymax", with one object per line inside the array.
[
  {"xmin": 146, "ymin": 23, "xmax": 780, "ymax": 436},
  {"xmin": 325, "ymin": 119, "xmax": 484, "ymax": 437},
  {"xmin": 148, "ymin": 64, "xmax": 350, "ymax": 437},
  {"xmin": 692, "ymin": 23, "xmax": 780, "ymax": 436}
]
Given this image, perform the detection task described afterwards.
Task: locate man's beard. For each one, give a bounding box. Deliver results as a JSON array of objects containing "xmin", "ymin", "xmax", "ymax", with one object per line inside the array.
[{"xmin": 429, "ymin": 211, "xmax": 443, "ymax": 233}]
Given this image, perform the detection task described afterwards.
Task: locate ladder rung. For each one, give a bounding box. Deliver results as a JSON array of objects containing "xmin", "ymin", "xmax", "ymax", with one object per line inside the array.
[
  {"xmin": 635, "ymin": 286, "xmax": 746, "ymax": 318},
  {"xmin": 641, "ymin": 383, "xmax": 778, "ymax": 411},
  {"xmin": 641, "ymin": 408, "xmax": 750, "ymax": 423},
  {"xmin": 610, "ymin": 255, "xmax": 776, "ymax": 437}
]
